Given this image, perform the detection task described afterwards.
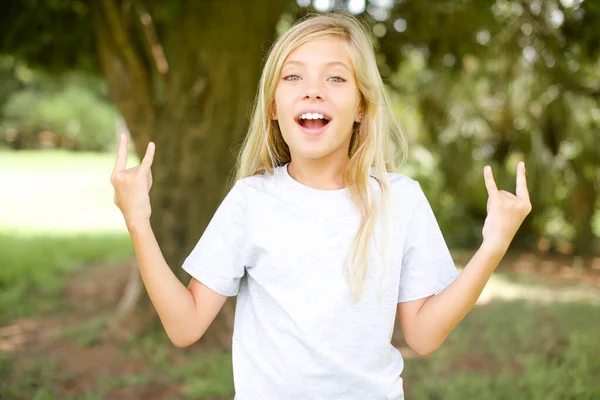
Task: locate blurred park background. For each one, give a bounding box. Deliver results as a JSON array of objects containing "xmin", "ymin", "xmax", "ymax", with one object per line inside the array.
[{"xmin": 1, "ymin": 0, "xmax": 599, "ymax": 399}]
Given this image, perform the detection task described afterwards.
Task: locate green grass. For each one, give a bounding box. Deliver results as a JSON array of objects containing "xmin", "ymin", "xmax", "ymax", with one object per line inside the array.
[
  {"xmin": 0, "ymin": 149, "xmax": 136, "ymax": 322},
  {"xmin": 0, "ymin": 349, "xmax": 154, "ymax": 400},
  {"xmin": 0, "ymin": 148, "xmax": 140, "ymax": 232},
  {"xmin": 0, "ymin": 353, "xmax": 63, "ymax": 399},
  {"xmin": 403, "ymin": 300, "xmax": 600, "ymax": 399},
  {"xmin": 120, "ymin": 326, "xmax": 235, "ymax": 398},
  {"xmin": 0, "ymin": 230, "xmax": 132, "ymax": 323},
  {"xmin": 0, "ymin": 148, "xmax": 140, "ymax": 173}
]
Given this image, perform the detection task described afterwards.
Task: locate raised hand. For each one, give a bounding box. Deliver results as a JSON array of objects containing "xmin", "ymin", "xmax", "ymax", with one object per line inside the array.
[
  {"xmin": 110, "ymin": 133, "xmax": 155, "ymax": 227},
  {"xmin": 482, "ymin": 161, "xmax": 532, "ymax": 252}
]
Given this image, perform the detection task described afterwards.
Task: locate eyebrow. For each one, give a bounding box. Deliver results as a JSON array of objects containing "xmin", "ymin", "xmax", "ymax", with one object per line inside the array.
[{"xmin": 283, "ymin": 60, "xmax": 351, "ymax": 71}]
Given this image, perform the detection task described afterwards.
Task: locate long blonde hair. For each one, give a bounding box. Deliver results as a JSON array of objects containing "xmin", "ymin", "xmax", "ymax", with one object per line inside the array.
[{"xmin": 234, "ymin": 12, "xmax": 408, "ymax": 302}]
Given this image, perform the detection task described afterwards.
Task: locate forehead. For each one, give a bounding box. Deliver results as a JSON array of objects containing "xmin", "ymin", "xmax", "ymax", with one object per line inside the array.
[{"xmin": 282, "ymin": 37, "xmax": 352, "ymax": 70}]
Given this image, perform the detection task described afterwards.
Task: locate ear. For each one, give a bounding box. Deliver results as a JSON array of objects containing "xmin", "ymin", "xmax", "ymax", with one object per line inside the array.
[
  {"xmin": 355, "ymin": 105, "xmax": 364, "ymax": 123},
  {"xmin": 271, "ymin": 102, "xmax": 277, "ymax": 120}
]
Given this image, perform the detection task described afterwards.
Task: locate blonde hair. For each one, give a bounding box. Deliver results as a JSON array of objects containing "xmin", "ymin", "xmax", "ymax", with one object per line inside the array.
[{"xmin": 234, "ymin": 12, "xmax": 408, "ymax": 302}]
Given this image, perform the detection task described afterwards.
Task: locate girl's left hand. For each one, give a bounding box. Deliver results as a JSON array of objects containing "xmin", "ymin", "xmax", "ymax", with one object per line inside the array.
[{"xmin": 481, "ymin": 161, "xmax": 532, "ymax": 252}]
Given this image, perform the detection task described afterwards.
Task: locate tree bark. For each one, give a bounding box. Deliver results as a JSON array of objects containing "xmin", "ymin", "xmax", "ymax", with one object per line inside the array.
[
  {"xmin": 570, "ymin": 171, "xmax": 597, "ymax": 256},
  {"xmin": 90, "ymin": 0, "xmax": 286, "ymax": 341}
]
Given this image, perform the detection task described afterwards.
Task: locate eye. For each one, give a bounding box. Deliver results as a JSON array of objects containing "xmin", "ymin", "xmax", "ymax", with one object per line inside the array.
[
  {"xmin": 329, "ymin": 76, "xmax": 346, "ymax": 83},
  {"xmin": 283, "ymin": 74, "xmax": 301, "ymax": 81}
]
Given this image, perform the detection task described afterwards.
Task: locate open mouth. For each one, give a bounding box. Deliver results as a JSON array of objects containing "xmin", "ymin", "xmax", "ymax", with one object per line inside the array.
[{"xmin": 295, "ymin": 113, "xmax": 332, "ymax": 130}]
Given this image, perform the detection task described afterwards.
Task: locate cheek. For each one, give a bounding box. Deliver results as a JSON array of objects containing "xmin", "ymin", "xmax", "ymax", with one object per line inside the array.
[
  {"xmin": 334, "ymin": 86, "xmax": 359, "ymax": 107},
  {"xmin": 333, "ymin": 95, "xmax": 359, "ymax": 121},
  {"xmin": 274, "ymin": 90, "xmax": 293, "ymax": 119}
]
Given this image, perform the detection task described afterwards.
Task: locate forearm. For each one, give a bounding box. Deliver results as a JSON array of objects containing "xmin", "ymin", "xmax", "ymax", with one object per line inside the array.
[
  {"xmin": 411, "ymin": 242, "xmax": 506, "ymax": 354},
  {"xmin": 126, "ymin": 220, "xmax": 200, "ymax": 345}
]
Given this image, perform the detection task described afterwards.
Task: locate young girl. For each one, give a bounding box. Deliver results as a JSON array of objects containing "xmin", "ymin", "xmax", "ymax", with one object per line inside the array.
[{"xmin": 111, "ymin": 12, "xmax": 531, "ymax": 400}]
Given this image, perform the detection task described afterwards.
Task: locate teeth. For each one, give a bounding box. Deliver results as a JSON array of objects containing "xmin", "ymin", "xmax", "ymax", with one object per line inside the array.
[{"xmin": 300, "ymin": 113, "xmax": 325, "ymax": 120}]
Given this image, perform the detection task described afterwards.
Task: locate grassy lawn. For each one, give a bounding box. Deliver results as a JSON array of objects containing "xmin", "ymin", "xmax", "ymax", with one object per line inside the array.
[
  {"xmin": 1, "ymin": 149, "xmax": 599, "ymax": 399},
  {"xmin": 403, "ymin": 300, "xmax": 600, "ymax": 399},
  {"xmin": 0, "ymin": 149, "xmax": 134, "ymax": 324}
]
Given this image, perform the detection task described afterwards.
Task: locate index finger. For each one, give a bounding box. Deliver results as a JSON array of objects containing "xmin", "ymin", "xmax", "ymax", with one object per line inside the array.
[
  {"xmin": 139, "ymin": 141, "xmax": 155, "ymax": 174},
  {"xmin": 112, "ymin": 133, "xmax": 128, "ymax": 174},
  {"xmin": 484, "ymin": 165, "xmax": 498, "ymax": 195},
  {"xmin": 516, "ymin": 161, "xmax": 530, "ymax": 203}
]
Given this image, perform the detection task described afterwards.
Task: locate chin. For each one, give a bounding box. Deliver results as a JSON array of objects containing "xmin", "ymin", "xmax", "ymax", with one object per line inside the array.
[
  {"xmin": 294, "ymin": 150, "xmax": 329, "ymax": 160},
  {"xmin": 290, "ymin": 138, "xmax": 349, "ymax": 160},
  {"xmin": 285, "ymin": 143, "xmax": 327, "ymax": 159}
]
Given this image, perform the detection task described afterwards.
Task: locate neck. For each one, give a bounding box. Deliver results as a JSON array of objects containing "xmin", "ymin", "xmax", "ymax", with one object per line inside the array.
[{"xmin": 287, "ymin": 154, "xmax": 350, "ymax": 190}]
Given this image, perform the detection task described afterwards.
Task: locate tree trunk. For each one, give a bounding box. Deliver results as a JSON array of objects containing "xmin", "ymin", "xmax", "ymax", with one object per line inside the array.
[
  {"xmin": 569, "ymin": 171, "xmax": 598, "ymax": 256},
  {"xmin": 90, "ymin": 0, "xmax": 286, "ymax": 342}
]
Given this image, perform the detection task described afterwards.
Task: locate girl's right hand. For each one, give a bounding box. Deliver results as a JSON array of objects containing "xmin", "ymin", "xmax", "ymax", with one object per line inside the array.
[{"xmin": 110, "ymin": 133, "xmax": 155, "ymax": 227}]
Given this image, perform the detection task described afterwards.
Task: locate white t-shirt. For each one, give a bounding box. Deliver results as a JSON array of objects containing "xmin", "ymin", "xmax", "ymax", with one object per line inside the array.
[{"xmin": 182, "ymin": 162, "xmax": 459, "ymax": 400}]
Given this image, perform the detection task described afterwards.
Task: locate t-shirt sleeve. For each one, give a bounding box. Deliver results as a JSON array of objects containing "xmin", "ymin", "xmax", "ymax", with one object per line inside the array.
[
  {"xmin": 397, "ymin": 181, "xmax": 459, "ymax": 303},
  {"xmin": 181, "ymin": 180, "xmax": 247, "ymax": 297}
]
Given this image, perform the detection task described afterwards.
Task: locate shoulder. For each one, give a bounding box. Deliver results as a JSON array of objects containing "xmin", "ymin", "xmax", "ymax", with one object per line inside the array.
[
  {"xmin": 231, "ymin": 169, "xmax": 278, "ymax": 202},
  {"xmin": 383, "ymin": 171, "xmax": 420, "ymax": 197},
  {"xmin": 235, "ymin": 170, "xmax": 271, "ymax": 193},
  {"xmin": 378, "ymin": 171, "xmax": 429, "ymax": 219}
]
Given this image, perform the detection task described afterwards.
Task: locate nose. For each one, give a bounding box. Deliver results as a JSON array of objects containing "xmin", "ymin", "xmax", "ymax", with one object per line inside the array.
[
  {"xmin": 304, "ymin": 89, "xmax": 323, "ymax": 100},
  {"xmin": 303, "ymin": 79, "xmax": 324, "ymax": 100}
]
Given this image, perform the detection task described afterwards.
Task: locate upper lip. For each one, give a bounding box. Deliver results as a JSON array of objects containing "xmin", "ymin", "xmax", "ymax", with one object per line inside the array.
[{"xmin": 294, "ymin": 109, "xmax": 333, "ymax": 121}]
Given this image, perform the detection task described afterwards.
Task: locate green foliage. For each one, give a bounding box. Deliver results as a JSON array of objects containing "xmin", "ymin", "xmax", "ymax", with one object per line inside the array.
[
  {"xmin": 0, "ymin": 58, "xmax": 120, "ymax": 151},
  {"xmin": 383, "ymin": 0, "xmax": 600, "ymax": 252},
  {"xmin": 0, "ymin": 0, "xmax": 97, "ymax": 73}
]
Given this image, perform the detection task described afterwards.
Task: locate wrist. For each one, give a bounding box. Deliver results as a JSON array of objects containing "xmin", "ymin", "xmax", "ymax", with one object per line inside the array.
[
  {"xmin": 126, "ymin": 217, "xmax": 151, "ymax": 232},
  {"xmin": 480, "ymin": 240, "xmax": 508, "ymax": 257}
]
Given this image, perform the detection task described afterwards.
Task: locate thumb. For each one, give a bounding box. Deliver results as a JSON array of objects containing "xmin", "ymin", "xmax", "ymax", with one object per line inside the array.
[{"xmin": 484, "ymin": 165, "xmax": 498, "ymax": 196}]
